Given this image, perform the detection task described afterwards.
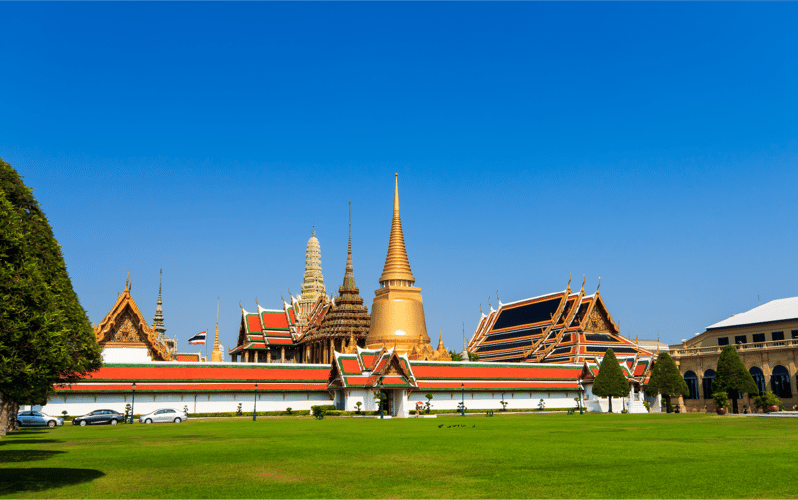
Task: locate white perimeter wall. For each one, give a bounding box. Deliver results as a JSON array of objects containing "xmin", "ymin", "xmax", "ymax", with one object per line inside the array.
[{"xmin": 38, "ymin": 391, "xmax": 334, "ymax": 417}]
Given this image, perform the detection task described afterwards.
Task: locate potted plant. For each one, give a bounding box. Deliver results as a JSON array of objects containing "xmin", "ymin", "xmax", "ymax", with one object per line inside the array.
[
  {"xmin": 753, "ymin": 391, "xmax": 782, "ymax": 413},
  {"xmin": 712, "ymin": 391, "xmax": 730, "ymax": 415}
]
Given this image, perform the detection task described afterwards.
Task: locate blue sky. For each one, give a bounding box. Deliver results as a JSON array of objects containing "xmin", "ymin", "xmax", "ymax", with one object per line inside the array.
[{"xmin": 3, "ymin": 2, "xmax": 797, "ymax": 355}]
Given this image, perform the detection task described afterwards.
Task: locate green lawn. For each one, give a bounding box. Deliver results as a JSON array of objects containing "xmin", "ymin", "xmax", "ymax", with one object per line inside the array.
[{"xmin": 1, "ymin": 413, "xmax": 796, "ymax": 499}]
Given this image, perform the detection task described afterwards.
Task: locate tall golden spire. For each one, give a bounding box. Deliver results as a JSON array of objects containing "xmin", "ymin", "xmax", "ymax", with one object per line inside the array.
[
  {"xmin": 211, "ymin": 297, "xmax": 222, "ymax": 362},
  {"xmin": 378, "ymin": 173, "xmax": 415, "ymax": 285}
]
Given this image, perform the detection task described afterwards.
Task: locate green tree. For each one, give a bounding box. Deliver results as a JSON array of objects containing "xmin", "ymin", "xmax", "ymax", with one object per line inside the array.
[
  {"xmin": 448, "ymin": 350, "xmax": 463, "ymax": 361},
  {"xmin": 0, "ymin": 159, "xmax": 102, "ymax": 436},
  {"xmin": 712, "ymin": 344, "xmax": 757, "ymax": 414},
  {"xmin": 591, "ymin": 349, "xmax": 630, "ymax": 413},
  {"xmin": 645, "ymin": 352, "xmax": 688, "ymax": 413}
]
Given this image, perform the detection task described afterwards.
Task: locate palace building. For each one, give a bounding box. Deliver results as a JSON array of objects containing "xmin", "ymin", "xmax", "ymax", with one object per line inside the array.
[{"xmin": 670, "ymin": 297, "xmax": 798, "ymax": 412}]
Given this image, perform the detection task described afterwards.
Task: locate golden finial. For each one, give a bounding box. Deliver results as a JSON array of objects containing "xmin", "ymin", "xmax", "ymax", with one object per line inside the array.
[
  {"xmin": 288, "ymin": 287, "xmax": 292, "ymax": 297},
  {"xmin": 488, "ymin": 297, "xmax": 492, "ymax": 310},
  {"xmin": 125, "ymin": 272, "xmax": 129, "ymax": 290},
  {"xmin": 255, "ymin": 296, "xmax": 259, "ymax": 309},
  {"xmin": 479, "ymin": 303, "xmax": 483, "ymax": 315},
  {"xmin": 378, "ymin": 173, "xmax": 415, "ymax": 285},
  {"xmin": 568, "ymin": 272, "xmax": 571, "ymax": 286},
  {"xmin": 496, "ymin": 290, "xmax": 501, "ymax": 303},
  {"xmin": 281, "ymin": 293, "xmax": 285, "ymax": 304},
  {"xmin": 581, "ymin": 274, "xmax": 586, "ymax": 293},
  {"xmin": 597, "ymin": 276, "xmax": 601, "ymax": 292},
  {"xmin": 239, "ymin": 300, "xmax": 243, "ymax": 310}
]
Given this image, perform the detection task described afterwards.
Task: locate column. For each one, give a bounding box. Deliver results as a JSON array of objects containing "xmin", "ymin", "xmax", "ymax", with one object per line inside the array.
[
  {"xmin": 281, "ymin": 346, "xmax": 286, "ymax": 363},
  {"xmin": 267, "ymin": 349, "xmax": 272, "ymax": 363}
]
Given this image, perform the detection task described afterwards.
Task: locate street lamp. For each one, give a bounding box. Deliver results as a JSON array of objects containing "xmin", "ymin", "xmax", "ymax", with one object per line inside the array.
[
  {"xmin": 253, "ymin": 383, "xmax": 258, "ymax": 421},
  {"xmin": 461, "ymin": 383, "xmax": 465, "ymax": 417},
  {"xmin": 130, "ymin": 382, "xmax": 136, "ymax": 424}
]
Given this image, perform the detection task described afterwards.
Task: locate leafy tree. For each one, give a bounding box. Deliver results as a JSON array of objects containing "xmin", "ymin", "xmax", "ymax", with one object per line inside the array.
[
  {"xmin": 0, "ymin": 159, "xmax": 102, "ymax": 436},
  {"xmin": 467, "ymin": 352, "xmax": 480, "ymax": 362},
  {"xmin": 645, "ymin": 352, "xmax": 688, "ymax": 413},
  {"xmin": 712, "ymin": 344, "xmax": 757, "ymax": 414},
  {"xmin": 448, "ymin": 350, "xmax": 463, "ymax": 361},
  {"xmin": 592, "ymin": 349, "xmax": 630, "ymax": 413}
]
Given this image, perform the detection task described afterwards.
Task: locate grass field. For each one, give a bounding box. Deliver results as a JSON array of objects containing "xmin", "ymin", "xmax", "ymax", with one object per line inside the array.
[{"xmin": 1, "ymin": 413, "xmax": 796, "ymax": 499}]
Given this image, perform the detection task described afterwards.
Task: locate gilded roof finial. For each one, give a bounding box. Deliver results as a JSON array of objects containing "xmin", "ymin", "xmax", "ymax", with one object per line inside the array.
[
  {"xmin": 378, "ymin": 174, "xmax": 415, "ymax": 285},
  {"xmin": 488, "ymin": 297, "xmax": 492, "ymax": 310},
  {"xmin": 312, "ymin": 225, "xmax": 315, "ymax": 238},
  {"xmin": 281, "ymin": 293, "xmax": 285, "ymax": 304},
  {"xmin": 480, "ymin": 303, "xmax": 483, "ymax": 315},
  {"xmin": 581, "ymin": 274, "xmax": 586, "ymax": 293},
  {"xmin": 568, "ymin": 272, "xmax": 572, "ymax": 287},
  {"xmin": 597, "ymin": 276, "xmax": 601, "ymax": 292},
  {"xmin": 288, "ymin": 287, "xmax": 292, "ymax": 298},
  {"xmin": 496, "ymin": 290, "xmax": 501, "ymax": 303},
  {"xmin": 125, "ymin": 272, "xmax": 129, "ymax": 290}
]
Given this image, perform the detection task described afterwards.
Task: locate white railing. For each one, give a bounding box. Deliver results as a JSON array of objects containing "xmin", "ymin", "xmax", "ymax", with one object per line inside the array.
[{"xmin": 672, "ymin": 338, "xmax": 798, "ymax": 357}]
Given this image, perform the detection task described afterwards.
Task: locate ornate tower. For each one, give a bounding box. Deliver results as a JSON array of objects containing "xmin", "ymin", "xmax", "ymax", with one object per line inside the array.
[
  {"xmin": 211, "ymin": 298, "xmax": 222, "ymax": 362},
  {"xmin": 366, "ymin": 174, "xmax": 431, "ymax": 357},
  {"xmin": 298, "ymin": 227, "xmax": 326, "ymax": 328},
  {"xmin": 313, "ymin": 201, "xmax": 371, "ymax": 355},
  {"xmin": 152, "ymin": 269, "xmax": 166, "ymax": 340}
]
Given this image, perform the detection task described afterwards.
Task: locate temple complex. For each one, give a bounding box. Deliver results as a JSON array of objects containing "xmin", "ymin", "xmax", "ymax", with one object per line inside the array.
[
  {"xmin": 366, "ymin": 174, "xmax": 449, "ymax": 361},
  {"xmin": 469, "ymin": 276, "xmax": 654, "ymax": 365}
]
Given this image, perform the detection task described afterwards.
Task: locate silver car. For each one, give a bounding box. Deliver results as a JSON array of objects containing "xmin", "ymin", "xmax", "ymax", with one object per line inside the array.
[
  {"xmin": 139, "ymin": 408, "xmax": 187, "ymax": 424},
  {"xmin": 16, "ymin": 410, "xmax": 64, "ymax": 428}
]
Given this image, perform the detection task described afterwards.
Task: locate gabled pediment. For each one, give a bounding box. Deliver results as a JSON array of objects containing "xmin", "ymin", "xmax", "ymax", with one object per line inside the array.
[
  {"xmin": 583, "ymin": 295, "xmax": 620, "ymax": 334},
  {"xmin": 94, "ymin": 282, "xmax": 171, "ymax": 361}
]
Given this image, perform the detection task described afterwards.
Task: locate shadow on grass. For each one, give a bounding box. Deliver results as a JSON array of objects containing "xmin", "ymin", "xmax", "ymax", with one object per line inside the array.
[
  {"xmin": 0, "ymin": 439, "xmax": 64, "ymax": 446},
  {"xmin": 0, "ymin": 450, "xmax": 65, "ymax": 463},
  {"xmin": 0, "ymin": 468, "xmax": 104, "ymax": 495}
]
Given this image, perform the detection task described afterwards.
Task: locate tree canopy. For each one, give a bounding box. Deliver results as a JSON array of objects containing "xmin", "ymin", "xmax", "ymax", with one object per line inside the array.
[
  {"xmin": 0, "ymin": 158, "xmax": 102, "ymax": 436},
  {"xmin": 712, "ymin": 344, "xmax": 757, "ymax": 413},
  {"xmin": 645, "ymin": 352, "xmax": 688, "ymax": 413},
  {"xmin": 592, "ymin": 348, "xmax": 630, "ymax": 413}
]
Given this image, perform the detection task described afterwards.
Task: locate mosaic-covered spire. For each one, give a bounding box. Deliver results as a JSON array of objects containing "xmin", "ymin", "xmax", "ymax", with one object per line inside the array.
[
  {"xmin": 298, "ymin": 226, "xmax": 326, "ymax": 323},
  {"xmin": 378, "ymin": 174, "xmax": 415, "ymax": 285},
  {"xmin": 152, "ymin": 268, "xmax": 166, "ymax": 338}
]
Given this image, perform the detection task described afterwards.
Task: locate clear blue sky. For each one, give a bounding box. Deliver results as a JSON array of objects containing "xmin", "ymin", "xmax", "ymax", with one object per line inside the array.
[{"xmin": 3, "ymin": 2, "xmax": 797, "ymax": 355}]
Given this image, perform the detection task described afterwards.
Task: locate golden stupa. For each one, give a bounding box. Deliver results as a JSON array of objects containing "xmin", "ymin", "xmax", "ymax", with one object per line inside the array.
[{"xmin": 366, "ymin": 174, "xmax": 448, "ymax": 361}]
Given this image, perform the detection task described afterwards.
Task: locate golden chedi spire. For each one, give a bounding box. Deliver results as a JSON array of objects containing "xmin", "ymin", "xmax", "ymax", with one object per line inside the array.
[
  {"xmin": 379, "ymin": 173, "xmax": 415, "ymax": 285},
  {"xmin": 211, "ymin": 297, "xmax": 222, "ymax": 362},
  {"xmin": 366, "ymin": 174, "xmax": 431, "ymax": 358}
]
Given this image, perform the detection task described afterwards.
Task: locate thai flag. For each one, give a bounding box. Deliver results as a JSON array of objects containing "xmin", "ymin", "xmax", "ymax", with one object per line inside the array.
[{"xmin": 188, "ymin": 331, "xmax": 207, "ymax": 345}]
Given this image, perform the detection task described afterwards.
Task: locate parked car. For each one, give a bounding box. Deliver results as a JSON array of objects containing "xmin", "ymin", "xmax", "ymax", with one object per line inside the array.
[
  {"xmin": 16, "ymin": 410, "xmax": 64, "ymax": 428},
  {"xmin": 139, "ymin": 408, "xmax": 187, "ymax": 424},
  {"xmin": 72, "ymin": 409, "xmax": 125, "ymax": 426}
]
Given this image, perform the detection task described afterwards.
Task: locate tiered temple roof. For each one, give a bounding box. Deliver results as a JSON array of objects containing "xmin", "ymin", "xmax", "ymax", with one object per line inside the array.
[
  {"xmin": 469, "ymin": 276, "xmax": 654, "ymax": 365},
  {"xmin": 230, "ymin": 301, "xmax": 299, "ymax": 356}
]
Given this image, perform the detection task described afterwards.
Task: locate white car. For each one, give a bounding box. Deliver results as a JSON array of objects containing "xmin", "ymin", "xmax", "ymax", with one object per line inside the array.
[
  {"xmin": 16, "ymin": 410, "xmax": 64, "ymax": 428},
  {"xmin": 139, "ymin": 408, "xmax": 188, "ymax": 424}
]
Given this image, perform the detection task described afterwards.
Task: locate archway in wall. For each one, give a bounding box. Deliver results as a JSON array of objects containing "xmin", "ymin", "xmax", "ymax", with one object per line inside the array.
[
  {"xmin": 702, "ymin": 369, "xmax": 715, "ymax": 400},
  {"xmin": 684, "ymin": 371, "xmax": 699, "ymax": 400},
  {"xmin": 749, "ymin": 367, "xmax": 765, "ymax": 395},
  {"xmin": 771, "ymin": 365, "xmax": 792, "ymax": 398}
]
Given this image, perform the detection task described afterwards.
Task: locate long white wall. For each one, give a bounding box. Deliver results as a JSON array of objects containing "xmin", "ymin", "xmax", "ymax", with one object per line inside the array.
[{"xmin": 38, "ymin": 391, "xmax": 334, "ymax": 417}]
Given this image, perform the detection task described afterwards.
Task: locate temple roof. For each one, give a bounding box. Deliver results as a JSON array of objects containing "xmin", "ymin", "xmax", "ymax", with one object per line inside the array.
[
  {"xmin": 468, "ymin": 277, "xmax": 652, "ymax": 365},
  {"xmin": 231, "ymin": 300, "xmax": 300, "ymax": 353},
  {"xmin": 378, "ymin": 174, "xmax": 415, "ymax": 284},
  {"xmin": 93, "ymin": 275, "xmax": 173, "ymax": 361}
]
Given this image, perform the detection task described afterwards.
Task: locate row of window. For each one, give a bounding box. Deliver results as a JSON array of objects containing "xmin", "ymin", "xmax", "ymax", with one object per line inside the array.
[
  {"xmin": 717, "ymin": 330, "xmax": 798, "ymax": 346},
  {"xmin": 683, "ymin": 365, "xmax": 793, "ymax": 400}
]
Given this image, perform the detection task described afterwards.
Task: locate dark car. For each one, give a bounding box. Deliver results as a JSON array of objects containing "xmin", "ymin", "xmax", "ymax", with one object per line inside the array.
[
  {"xmin": 16, "ymin": 410, "xmax": 64, "ymax": 428},
  {"xmin": 72, "ymin": 409, "xmax": 125, "ymax": 426}
]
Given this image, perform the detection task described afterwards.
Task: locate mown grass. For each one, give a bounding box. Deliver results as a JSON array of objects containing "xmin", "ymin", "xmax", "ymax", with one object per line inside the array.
[{"xmin": 1, "ymin": 413, "xmax": 796, "ymax": 498}]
